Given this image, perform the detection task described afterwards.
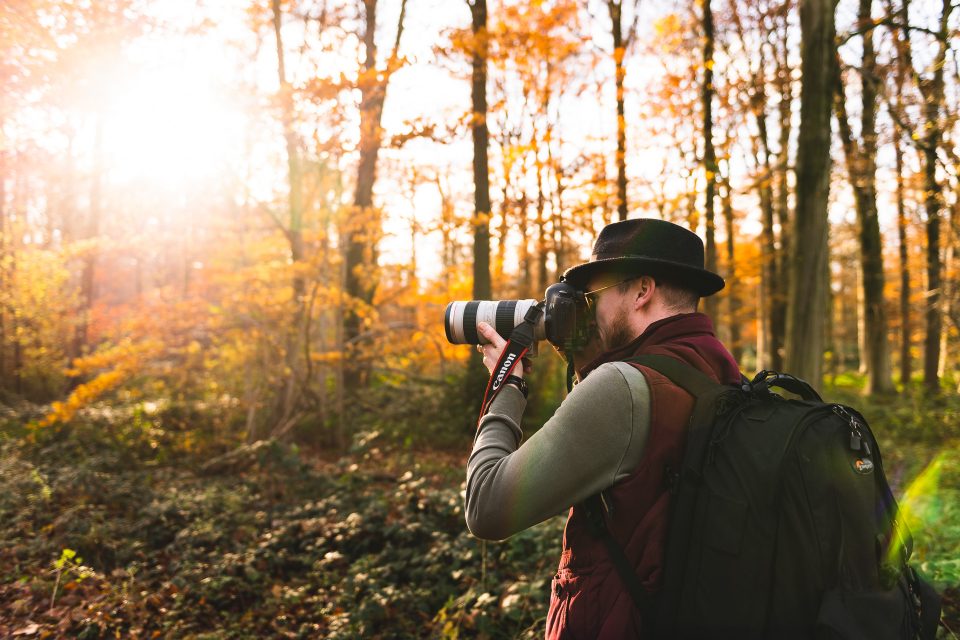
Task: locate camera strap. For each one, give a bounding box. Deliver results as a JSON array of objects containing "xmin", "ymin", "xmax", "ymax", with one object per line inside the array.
[{"xmin": 477, "ymin": 302, "xmax": 544, "ymax": 426}]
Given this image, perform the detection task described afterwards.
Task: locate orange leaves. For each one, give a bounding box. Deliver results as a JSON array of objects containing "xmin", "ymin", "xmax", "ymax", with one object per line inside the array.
[
  {"xmin": 40, "ymin": 338, "xmax": 164, "ymax": 427},
  {"xmin": 64, "ymin": 339, "xmax": 152, "ymax": 379},
  {"xmin": 491, "ymin": 0, "xmax": 584, "ymax": 70},
  {"xmin": 446, "ymin": 25, "xmax": 489, "ymax": 62},
  {"xmin": 41, "ymin": 371, "xmax": 124, "ymax": 427},
  {"xmin": 310, "ymin": 350, "xmax": 344, "ymax": 365}
]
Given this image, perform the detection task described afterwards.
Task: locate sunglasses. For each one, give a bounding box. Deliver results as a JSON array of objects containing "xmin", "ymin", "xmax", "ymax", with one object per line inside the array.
[{"xmin": 582, "ymin": 276, "xmax": 641, "ymax": 311}]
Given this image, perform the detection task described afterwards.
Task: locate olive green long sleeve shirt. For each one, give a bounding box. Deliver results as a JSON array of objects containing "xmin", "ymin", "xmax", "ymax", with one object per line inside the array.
[{"xmin": 465, "ymin": 361, "xmax": 652, "ymax": 541}]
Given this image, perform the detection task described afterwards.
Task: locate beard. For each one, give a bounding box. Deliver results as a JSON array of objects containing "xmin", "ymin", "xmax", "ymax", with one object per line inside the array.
[{"xmin": 601, "ymin": 305, "xmax": 635, "ymax": 352}]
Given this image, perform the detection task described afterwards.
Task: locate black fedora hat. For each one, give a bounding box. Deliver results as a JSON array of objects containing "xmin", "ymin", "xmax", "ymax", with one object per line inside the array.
[{"xmin": 561, "ymin": 218, "xmax": 725, "ymax": 296}]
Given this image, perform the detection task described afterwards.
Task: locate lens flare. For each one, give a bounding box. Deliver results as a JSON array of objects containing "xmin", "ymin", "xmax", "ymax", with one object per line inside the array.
[{"xmin": 887, "ymin": 453, "xmax": 946, "ymax": 568}]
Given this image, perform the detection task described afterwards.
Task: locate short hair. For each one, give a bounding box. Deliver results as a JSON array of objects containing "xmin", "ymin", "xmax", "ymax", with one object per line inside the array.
[
  {"xmin": 656, "ymin": 279, "xmax": 700, "ymax": 311},
  {"xmin": 617, "ymin": 274, "xmax": 699, "ymax": 311}
]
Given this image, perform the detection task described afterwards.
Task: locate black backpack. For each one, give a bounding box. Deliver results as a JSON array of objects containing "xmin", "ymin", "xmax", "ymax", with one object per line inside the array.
[{"xmin": 583, "ymin": 354, "xmax": 942, "ymax": 640}]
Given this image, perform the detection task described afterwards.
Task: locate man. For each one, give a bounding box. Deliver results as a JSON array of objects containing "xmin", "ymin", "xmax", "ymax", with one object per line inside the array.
[{"xmin": 465, "ymin": 218, "xmax": 740, "ymax": 638}]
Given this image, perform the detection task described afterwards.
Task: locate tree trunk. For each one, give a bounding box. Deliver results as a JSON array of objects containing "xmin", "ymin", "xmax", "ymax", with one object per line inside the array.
[
  {"xmin": 786, "ymin": 0, "xmax": 836, "ymax": 388},
  {"xmin": 759, "ymin": 152, "xmax": 776, "ymax": 370},
  {"xmin": 919, "ymin": 0, "xmax": 952, "ymax": 393},
  {"xmin": 344, "ymin": 0, "xmax": 407, "ymax": 390},
  {"xmin": 519, "ymin": 193, "xmax": 530, "ymax": 289},
  {"xmin": 344, "ymin": 0, "xmax": 382, "ymax": 390},
  {"xmin": 856, "ymin": 259, "xmax": 866, "ymax": 373},
  {"xmin": 272, "ymin": 0, "xmax": 304, "ymax": 287},
  {"xmin": 855, "ymin": 0, "xmax": 890, "ymax": 393},
  {"xmin": 833, "ymin": 0, "xmax": 891, "ymax": 394},
  {"xmin": 436, "ymin": 175, "xmax": 454, "ymax": 292},
  {"xmin": 465, "ymin": 0, "xmax": 492, "ymax": 425},
  {"xmin": 748, "ymin": 47, "xmax": 777, "ymax": 370},
  {"xmin": 0, "ymin": 152, "xmax": 6, "ymax": 385},
  {"xmin": 8, "ymin": 171, "xmax": 23, "ymax": 394},
  {"xmin": 939, "ymin": 203, "xmax": 955, "ymax": 377},
  {"xmin": 894, "ymin": 132, "xmax": 911, "ymax": 387},
  {"xmin": 887, "ymin": 0, "xmax": 914, "ymax": 389},
  {"xmin": 771, "ymin": 17, "xmax": 793, "ymax": 372},
  {"xmin": 74, "ymin": 113, "xmax": 103, "ymax": 363},
  {"xmin": 548, "ymin": 134, "xmax": 567, "ymax": 282},
  {"xmin": 701, "ymin": 0, "xmax": 718, "ymax": 322},
  {"xmin": 409, "ymin": 214, "xmax": 419, "ymax": 291},
  {"xmin": 272, "ymin": 0, "xmax": 307, "ymax": 425},
  {"xmin": 608, "ymin": 0, "xmax": 628, "ymax": 221},
  {"xmin": 470, "ymin": 0, "xmax": 492, "ymax": 301},
  {"xmin": 827, "ymin": 264, "xmax": 837, "ymax": 381},
  {"xmin": 59, "ymin": 128, "xmax": 80, "ymax": 378},
  {"xmin": 923, "ymin": 141, "xmax": 942, "ymax": 394},
  {"xmin": 722, "ymin": 174, "xmax": 741, "ymax": 362},
  {"xmin": 536, "ymin": 150, "xmax": 549, "ymax": 297}
]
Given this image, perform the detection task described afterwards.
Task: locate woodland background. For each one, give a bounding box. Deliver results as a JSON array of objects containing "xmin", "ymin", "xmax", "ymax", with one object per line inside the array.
[{"xmin": 1, "ymin": 0, "xmax": 960, "ymax": 637}]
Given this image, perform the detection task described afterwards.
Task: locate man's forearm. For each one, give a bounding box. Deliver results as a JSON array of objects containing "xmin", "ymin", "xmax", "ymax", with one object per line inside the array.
[
  {"xmin": 464, "ymin": 363, "xmax": 650, "ymax": 541},
  {"xmin": 465, "ymin": 385, "xmax": 526, "ymax": 540}
]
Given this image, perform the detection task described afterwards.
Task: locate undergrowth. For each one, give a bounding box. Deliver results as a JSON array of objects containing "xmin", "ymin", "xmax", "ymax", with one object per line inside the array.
[
  {"xmin": 1, "ymin": 381, "xmax": 959, "ymax": 638},
  {"xmin": 0, "ymin": 419, "xmax": 564, "ymax": 639}
]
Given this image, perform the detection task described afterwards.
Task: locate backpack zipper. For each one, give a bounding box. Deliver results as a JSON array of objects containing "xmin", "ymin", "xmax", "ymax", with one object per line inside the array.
[{"xmin": 832, "ymin": 405, "xmax": 872, "ymax": 457}]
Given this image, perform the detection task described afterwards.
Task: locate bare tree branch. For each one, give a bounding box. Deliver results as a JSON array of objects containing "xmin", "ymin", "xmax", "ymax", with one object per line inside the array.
[
  {"xmin": 838, "ymin": 16, "xmax": 948, "ymax": 45},
  {"xmin": 254, "ymin": 201, "xmax": 292, "ymax": 242}
]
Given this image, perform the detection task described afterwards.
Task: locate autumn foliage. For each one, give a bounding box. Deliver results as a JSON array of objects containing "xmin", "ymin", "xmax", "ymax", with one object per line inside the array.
[{"xmin": 1, "ymin": 0, "xmax": 960, "ymax": 637}]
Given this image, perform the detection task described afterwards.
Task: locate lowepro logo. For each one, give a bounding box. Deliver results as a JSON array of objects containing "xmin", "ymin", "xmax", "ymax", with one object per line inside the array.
[{"xmin": 491, "ymin": 353, "xmax": 517, "ymax": 390}]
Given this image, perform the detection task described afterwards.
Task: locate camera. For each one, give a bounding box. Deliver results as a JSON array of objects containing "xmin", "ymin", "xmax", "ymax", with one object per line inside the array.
[{"xmin": 444, "ymin": 282, "xmax": 592, "ymax": 353}]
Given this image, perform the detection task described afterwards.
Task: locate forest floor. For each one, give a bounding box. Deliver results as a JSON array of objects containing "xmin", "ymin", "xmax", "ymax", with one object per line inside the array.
[
  {"xmin": 0, "ymin": 398, "xmax": 958, "ymax": 639},
  {"xmin": 0, "ymin": 426, "xmax": 565, "ymax": 639}
]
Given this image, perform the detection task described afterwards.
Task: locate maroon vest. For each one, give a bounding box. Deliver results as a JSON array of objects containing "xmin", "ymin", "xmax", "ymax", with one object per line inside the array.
[{"xmin": 545, "ymin": 313, "xmax": 740, "ymax": 639}]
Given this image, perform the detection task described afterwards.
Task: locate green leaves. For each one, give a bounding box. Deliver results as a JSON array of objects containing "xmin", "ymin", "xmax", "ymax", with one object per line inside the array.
[{"xmin": 53, "ymin": 548, "xmax": 78, "ymax": 571}]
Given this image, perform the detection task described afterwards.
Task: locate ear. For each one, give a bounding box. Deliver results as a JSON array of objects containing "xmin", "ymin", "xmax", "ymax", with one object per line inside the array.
[{"xmin": 632, "ymin": 275, "xmax": 656, "ymax": 309}]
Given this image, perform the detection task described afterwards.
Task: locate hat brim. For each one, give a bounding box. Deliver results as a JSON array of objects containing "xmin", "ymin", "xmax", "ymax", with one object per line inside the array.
[{"xmin": 562, "ymin": 257, "xmax": 725, "ymax": 297}]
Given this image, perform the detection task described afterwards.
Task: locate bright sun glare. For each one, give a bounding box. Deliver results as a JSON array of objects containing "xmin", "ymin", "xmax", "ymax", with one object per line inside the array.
[{"xmin": 99, "ymin": 44, "xmax": 247, "ymax": 192}]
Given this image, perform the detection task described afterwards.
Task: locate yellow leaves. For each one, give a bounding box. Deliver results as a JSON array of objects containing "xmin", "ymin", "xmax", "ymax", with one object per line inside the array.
[
  {"xmin": 60, "ymin": 237, "xmax": 103, "ymax": 262},
  {"xmin": 654, "ymin": 14, "xmax": 683, "ymax": 39},
  {"xmin": 652, "ymin": 13, "xmax": 687, "ymax": 54},
  {"xmin": 40, "ymin": 337, "xmax": 165, "ymax": 427},
  {"xmin": 1, "ymin": 244, "xmax": 77, "ymax": 394},
  {"xmin": 40, "ymin": 369, "xmax": 126, "ymax": 427},
  {"xmin": 67, "ymin": 338, "xmax": 164, "ymax": 378}
]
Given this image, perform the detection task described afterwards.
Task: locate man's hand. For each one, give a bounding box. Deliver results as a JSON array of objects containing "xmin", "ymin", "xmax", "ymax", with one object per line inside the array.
[{"xmin": 477, "ymin": 322, "xmax": 532, "ymax": 377}]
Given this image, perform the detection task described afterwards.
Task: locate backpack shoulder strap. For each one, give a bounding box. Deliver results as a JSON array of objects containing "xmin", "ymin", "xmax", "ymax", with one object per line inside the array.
[
  {"xmin": 586, "ymin": 354, "xmax": 728, "ymax": 629},
  {"xmin": 622, "ymin": 353, "xmax": 724, "ymax": 397},
  {"xmin": 623, "ymin": 353, "xmax": 735, "ymax": 476},
  {"xmin": 581, "ymin": 493, "xmax": 658, "ymax": 624}
]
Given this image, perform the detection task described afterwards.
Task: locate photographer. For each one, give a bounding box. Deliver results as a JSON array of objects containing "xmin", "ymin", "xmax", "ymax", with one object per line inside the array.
[{"xmin": 465, "ymin": 218, "xmax": 740, "ymax": 638}]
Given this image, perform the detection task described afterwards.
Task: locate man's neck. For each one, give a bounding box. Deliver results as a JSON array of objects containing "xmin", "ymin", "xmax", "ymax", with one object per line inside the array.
[
  {"xmin": 579, "ymin": 311, "xmax": 708, "ymax": 380},
  {"xmin": 629, "ymin": 306, "xmax": 695, "ymax": 341}
]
